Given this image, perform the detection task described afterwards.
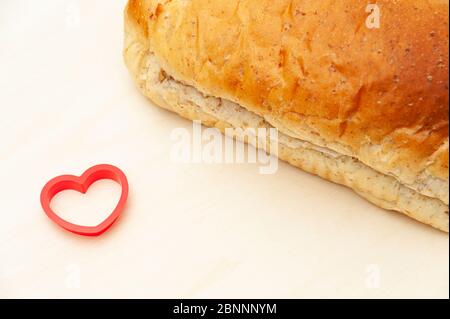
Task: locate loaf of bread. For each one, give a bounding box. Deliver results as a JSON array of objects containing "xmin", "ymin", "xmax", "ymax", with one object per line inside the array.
[{"xmin": 124, "ymin": 0, "xmax": 449, "ymax": 231}]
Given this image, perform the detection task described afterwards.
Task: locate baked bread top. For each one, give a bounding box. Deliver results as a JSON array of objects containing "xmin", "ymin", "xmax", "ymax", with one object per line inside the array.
[{"xmin": 125, "ymin": 0, "xmax": 449, "ymax": 204}]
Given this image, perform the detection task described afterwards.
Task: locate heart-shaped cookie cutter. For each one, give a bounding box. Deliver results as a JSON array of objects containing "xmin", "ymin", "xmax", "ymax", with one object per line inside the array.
[{"xmin": 40, "ymin": 164, "xmax": 129, "ymax": 236}]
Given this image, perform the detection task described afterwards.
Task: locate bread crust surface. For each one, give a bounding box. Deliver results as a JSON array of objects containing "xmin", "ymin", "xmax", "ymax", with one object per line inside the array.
[{"xmin": 124, "ymin": 0, "xmax": 449, "ymax": 231}]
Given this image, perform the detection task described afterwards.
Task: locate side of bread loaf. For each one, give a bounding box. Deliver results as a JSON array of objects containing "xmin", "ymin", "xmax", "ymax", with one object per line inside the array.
[{"xmin": 124, "ymin": 0, "xmax": 449, "ymax": 231}]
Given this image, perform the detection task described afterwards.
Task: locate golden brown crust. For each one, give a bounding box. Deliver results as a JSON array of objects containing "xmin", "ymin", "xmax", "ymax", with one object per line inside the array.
[
  {"xmin": 124, "ymin": 0, "xmax": 449, "ymax": 229},
  {"xmin": 126, "ymin": 0, "xmax": 449, "ymax": 205}
]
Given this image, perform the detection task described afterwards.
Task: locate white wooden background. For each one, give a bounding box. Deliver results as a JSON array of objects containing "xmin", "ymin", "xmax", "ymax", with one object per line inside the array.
[{"xmin": 0, "ymin": 0, "xmax": 448, "ymax": 298}]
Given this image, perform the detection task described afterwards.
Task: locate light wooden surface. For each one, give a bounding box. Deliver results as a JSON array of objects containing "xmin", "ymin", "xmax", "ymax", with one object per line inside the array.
[{"xmin": 0, "ymin": 0, "xmax": 448, "ymax": 299}]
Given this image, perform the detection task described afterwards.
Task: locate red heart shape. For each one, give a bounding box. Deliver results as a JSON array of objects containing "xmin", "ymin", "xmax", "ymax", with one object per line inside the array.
[{"xmin": 40, "ymin": 164, "xmax": 129, "ymax": 236}]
